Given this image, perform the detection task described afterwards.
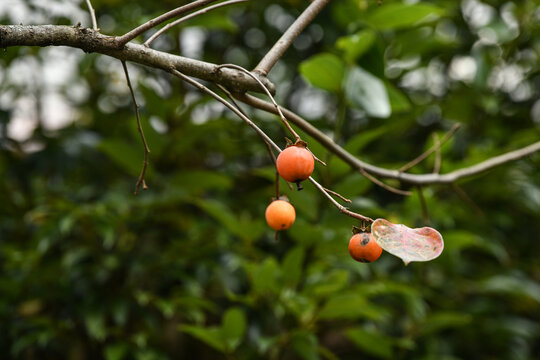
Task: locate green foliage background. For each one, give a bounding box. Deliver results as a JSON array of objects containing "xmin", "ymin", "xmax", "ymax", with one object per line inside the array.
[{"xmin": 1, "ymin": 0, "xmax": 539, "ymax": 359}]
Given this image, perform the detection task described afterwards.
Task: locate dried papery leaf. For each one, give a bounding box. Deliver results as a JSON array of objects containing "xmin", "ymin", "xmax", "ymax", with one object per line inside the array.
[{"xmin": 371, "ymin": 218, "xmax": 444, "ymax": 265}]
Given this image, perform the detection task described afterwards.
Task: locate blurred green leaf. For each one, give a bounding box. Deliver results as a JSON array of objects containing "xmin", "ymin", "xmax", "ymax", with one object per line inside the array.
[
  {"xmin": 179, "ymin": 325, "xmax": 225, "ymax": 352},
  {"xmin": 195, "ymin": 199, "xmax": 264, "ymax": 241},
  {"xmin": 344, "ymin": 126, "xmax": 389, "ymax": 154},
  {"xmin": 477, "ymin": 275, "xmax": 540, "ymax": 304},
  {"xmin": 291, "ymin": 331, "xmax": 319, "ymax": 360},
  {"xmin": 105, "ymin": 344, "xmax": 129, "ymax": 360},
  {"xmin": 170, "ymin": 170, "xmax": 233, "ymax": 194},
  {"xmin": 336, "ymin": 29, "xmax": 376, "ymax": 63},
  {"xmin": 417, "ymin": 312, "xmax": 472, "ymax": 337},
  {"xmin": 99, "ymin": 139, "xmax": 142, "ymax": 176},
  {"xmin": 443, "ymin": 231, "xmax": 509, "ymax": 264},
  {"xmin": 305, "ymin": 269, "xmax": 349, "ymax": 298},
  {"xmin": 250, "ymin": 257, "xmax": 280, "ymax": 295},
  {"xmin": 319, "ymin": 293, "xmax": 388, "ymax": 321},
  {"xmin": 345, "ymin": 327, "xmax": 394, "ymax": 359},
  {"xmin": 332, "ymin": 173, "xmax": 371, "ymax": 199},
  {"xmin": 386, "ymin": 82, "xmax": 412, "ymax": 113},
  {"xmin": 287, "ymin": 185, "xmax": 319, "ymax": 222},
  {"xmin": 85, "ymin": 312, "xmax": 106, "ymax": 341},
  {"xmin": 299, "ymin": 53, "xmax": 345, "ymax": 92},
  {"xmin": 221, "ymin": 307, "xmax": 246, "ymax": 351},
  {"xmin": 345, "ymin": 67, "xmax": 390, "ymax": 118},
  {"xmin": 366, "ymin": 3, "xmax": 445, "ymax": 30},
  {"xmin": 281, "ymin": 246, "xmax": 305, "ymax": 288}
]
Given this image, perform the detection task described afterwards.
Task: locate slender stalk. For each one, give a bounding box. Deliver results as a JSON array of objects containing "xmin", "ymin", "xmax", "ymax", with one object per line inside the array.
[
  {"xmin": 399, "ymin": 123, "xmax": 461, "ymax": 172},
  {"xmin": 217, "ymin": 64, "xmax": 326, "ymax": 166},
  {"xmin": 115, "ymin": 0, "xmax": 218, "ymax": 46},
  {"xmin": 322, "ymin": 187, "xmax": 352, "ymax": 203},
  {"xmin": 216, "ymin": 82, "xmax": 284, "ymax": 197},
  {"xmin": 417, "ymin": 186, "xmax": 430, "ymax": 225},
  {"xmin": 253, "ymin": 0, "xmax": 331, "ymax": 75},
  {"xmin": 217, "ymin": 63, "xmax": 300, "ymax": 141},
  {"xmin": 85, "ymin": 0, "xmax": 98, "ymax": 31},
  {"xmin": 433, "ymin": 133, "xmax": 441, "ymax": 174},
  {"xmin": 170, "ymin": 69, "xmax": 372, "ymax": 222},
  {"xmin": 121, "ymin": 61, "xmax": 150, "ymax": 194},
  {"xmin": 145, "ymin": 0, "xmax": 248, "ymax": 47},
  {"xmin": 216, "ymin": 82, "xmax": 293, "ymax": 192},
  {"xmin": 171, "ymin": 69, "xmax": 281, "ymax": 152},
  {"xmin": 359, "ymin": 167, "xmax": 411, "ymax": 196},
  {"xmin": 309, "ymin": 177, "xmax": 373, "ymax": 223},
  {"xmin": 451, "ymin": 183, "xmax": 485, "ymax": 218}
]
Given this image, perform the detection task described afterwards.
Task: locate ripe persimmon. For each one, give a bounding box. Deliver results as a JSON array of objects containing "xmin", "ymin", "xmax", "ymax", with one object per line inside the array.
[
  {"xmin": 265, "ymin": 200, "xmax": 296, "ymax": 231},
  {"xmin": 348, "ymin": 233, "xmax": 383, "ymax": 263},
  {"xmin": 276, "ymin": 145, "xmax": 314, "ymax": 187}
]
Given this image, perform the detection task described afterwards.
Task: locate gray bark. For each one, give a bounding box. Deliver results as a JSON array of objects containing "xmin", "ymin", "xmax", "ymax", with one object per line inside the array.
[{"xmin": 0, "ymin": 25, "xmax": 275, "ymax": 94}]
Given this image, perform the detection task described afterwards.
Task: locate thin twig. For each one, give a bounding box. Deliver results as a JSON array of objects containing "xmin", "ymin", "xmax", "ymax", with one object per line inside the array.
[
  {"xmin": 85, "ymin": 0, "xmax": 98, "ymax": 31},
  {"xmin": 235, "ymin": 93, "xmax": 540, "ymax": 185},
  {"xmin": 121, "ymin": 61, "xmax": 150, "ymax": 195},
  {"xmin": 216, "ymin": 84, "xmax": 276, "ymax": 163},
  {"xmin": 253, "ymin": 0, "xmax": 331, "ymax": 75},
  {"xmin": 417, "ymin": 186, "xmax": 430, "ymax": 225},
  {"xmin": 216, "ymin": 82, "xmax": 289, "ymax": 195},
  {"xmin": 171, "ymin": 69, "xmax": 372, "ymax": 223},
  {"xmin": 218, "ymin": 64, "xmax": 327, "ymax": 166},
  {"xmin": 451, "ymin": 183, "xmax": 485, "ymax": 218},
  {"xmin": 216, "ymin": 63, "xmax": 301, "ymax": 142},
  {"xmin": 359, "ymin": 166, "xmax": 411, "ymax": 196},
  {"xmin": 433, "ymin": 133, "xmax": 441, "ymax": 174},
  {"xmin": 115, "ymin": 0, "xmax": 218, "ymax": 46},
  {"xmin": 306, "ymin": 147, "xmax": 327, "ymax": 166},
  {"xmin": 322, "ymin": 187, "xmax": 352, "ymax": 203},
  {"xmin": 309, "ymin": 177, "xmax": 373, "ymax": 223},
  {"xmin": 399, "ymin": 123, "xmax": 461, "ymax": 172},
  {"xmin": 145, "ymin": 0, "xmax": 248, "ymax": 47},
  {"xmin": 171, "ymin": 69, "xmax": 281, "ymax": 152}
]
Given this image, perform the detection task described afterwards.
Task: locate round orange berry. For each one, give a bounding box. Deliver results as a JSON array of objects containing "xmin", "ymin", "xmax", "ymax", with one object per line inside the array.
[
  {"xmin": 265, "ymin": 200, "xmax": 296, "ymax": 231},
  {"xmin": 276, "ymin": 145, "xmax": 315, "ymax": 184},
  {"xmin": 348, "ymin": 233, "xmax": 383, "ymax": 263}
]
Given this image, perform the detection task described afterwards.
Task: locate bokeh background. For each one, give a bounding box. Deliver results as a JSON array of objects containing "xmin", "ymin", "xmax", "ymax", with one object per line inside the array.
[{"xmin": 1, "ymin": 0, "xmax": 540, "ymax": 359}]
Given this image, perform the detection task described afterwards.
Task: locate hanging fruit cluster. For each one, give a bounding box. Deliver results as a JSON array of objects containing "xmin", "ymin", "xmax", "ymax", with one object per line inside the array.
[{"xmin": 264, "ymin": 140, "xmax": 445, "ymax": 265}]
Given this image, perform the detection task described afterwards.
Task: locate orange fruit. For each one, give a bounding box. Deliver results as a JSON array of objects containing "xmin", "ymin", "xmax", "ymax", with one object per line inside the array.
[
  {"xmin": 348, "ymin": 233, "xmax": 383, "ymax": 263},
  {"xmin": 276, "ymin": 145, "xmax": 315, "ymax": 184},
  {"xmin": 265, "ymin": 200, "xmax": 296, "ymax": 231}
]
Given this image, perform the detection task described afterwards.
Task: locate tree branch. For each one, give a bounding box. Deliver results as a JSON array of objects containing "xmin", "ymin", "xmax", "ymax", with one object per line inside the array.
[
  {"xmin": 115, "ymin": 0, "xmax": 218, "ymax": 46},
  {"xmin": 322, "ymin": 187, "xmax": 352, "ymax": 203},
  {"xmin": 2, "ymin": 26, "xmax": 538, "ymax": 188},
  {"xmin": 84, "ymin": 0, "xmax": 98, "ymax": 31},
  {"xmin": 0, "ymin": 25, "xmax": 275, "ymax": 94},
  {"xmin": 144, "ymin": 0, "xmax": 248, "ymax": 47},
  {"xmin": 121, "ymin": 61, "xmax": 150, "ymax": 194},
  {"xmin": 217, "ymin": 63, "xmax": 301, "ymax": 141},
  {"xmin": 253, "ymin": 0, "xmax": 331, "ymax": 76},
  {"xmin": 236, "ymin": 93, "xmax": 540, "ymax": 185},
  {"xmin": 398, "ymin": 123, "xmax": 460, "ymax": 172}
]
